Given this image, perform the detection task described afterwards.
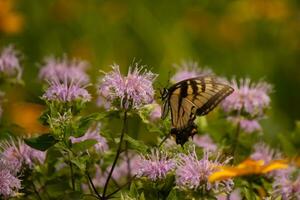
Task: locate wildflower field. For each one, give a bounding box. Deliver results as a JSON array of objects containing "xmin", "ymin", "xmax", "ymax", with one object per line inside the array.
[{"xmin": 1, "ymin": 0, "xmax": 300, "ymax": 199}]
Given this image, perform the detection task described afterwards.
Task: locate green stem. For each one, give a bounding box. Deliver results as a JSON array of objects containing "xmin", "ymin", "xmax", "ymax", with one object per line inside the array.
[
  {"xmin": 31, "ymin": 182, "xmax": 42, "ymax": 200},
  {"xmin": 86, "ymin": 171, "xmax": 102, "ymax": 199},
  {"xmin": 232, "ymin": 122, "xmax": 241, "ymax": 163},
  {"xmin": 125, "ymin": 141, "xmax": 131, "ymax": 183},
  {"xmin": 249, "ymin": 181, "xmax": 256, "ymax": 200},
  {"xmin": 158, "ymin": 134, "xmax": 170, "ymax": 148},
  {"xmin": 68, "ymin": 152, "xmax": 75, "ymax": 191},
  {"xmin": 106, "ymin": 175, "xmax": 136, "ymax": 199},
  {"xmin": 102, "ymin": 110, "xmax": 128, "ymax": 198}
]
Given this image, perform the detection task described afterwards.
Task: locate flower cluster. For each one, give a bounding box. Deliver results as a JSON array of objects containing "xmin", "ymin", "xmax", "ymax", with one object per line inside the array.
[
  {"xmin": 136, "ymin": 149, "xmax": 175, "ymax": 181},
  {"xmin": 70, "ymin": 124, "xmax": 108, "ymax": 154},
  {"xmin": 42, "ymin": 79, "xmax": 91, "ymax": 103},
  {"xmin": 273, "ymin": 167, "xmax": 300, "ymax": 200},
  {"xmin": 192, "ymin": 134, "xmax": 217, "ymax": 151},
  {"xmin": 40, "ymin": 56, "xmax": 91, "ymax": 107},
  {"xmin": 39, "ymin": 56, "xmax": 89, "ymax": 84},
  {"xmin": 98, "ymin": 64, "xmax": 157, "ymax": 110},
  {"xmin": 0, "ymin": 139, "xmax": 46, "ymax": 172},
  {"xmin": 251, "ymin": 142, "xmax": 282, "ymax": 164},
  {"xmin": 0, "ymin": 45, "xmax": 22, "ymax": 80},
  {"xmin": 171, "ymin": 60, "xmax": 213, "ymax": 83},
  {"xmin": 221, "ymin": 78, "xmax": 272, "ymax": 133},
  {"xmin": 0, "ymin": 139, "xmax": 45, "ymax": 198},
  {"xmin": 0, "ymin": 160, "xmax": 21, "ymax": 198},
  {"xmin": 175, "ymin": 149, "xmax": 233, "ymax": 193}
]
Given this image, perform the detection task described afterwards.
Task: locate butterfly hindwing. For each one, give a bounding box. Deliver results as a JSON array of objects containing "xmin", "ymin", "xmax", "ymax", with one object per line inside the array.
[{"xmin": 163, "ymin": 76, "xmax": 234, "ymax": 130}]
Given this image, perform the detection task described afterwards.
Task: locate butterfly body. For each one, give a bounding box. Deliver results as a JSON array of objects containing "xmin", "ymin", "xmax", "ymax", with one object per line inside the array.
[
  {"xmin": 171, "ymin": 122, "xmax": 198, "ymax": 146},
  {"xmin": 161, "ymin": 76, "xmax": 234, "ymax": 145}
]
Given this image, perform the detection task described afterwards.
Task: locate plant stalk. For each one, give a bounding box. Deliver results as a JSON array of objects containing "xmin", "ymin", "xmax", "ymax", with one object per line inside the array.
[
  {"xmin": 67, "ymin": 152, "xmax": 75, "ymax": 191},
  {"xmin": 232, "ymin": 122, "xmax": 241, "ymax": 163},
  {"xmin": 86, "ymin": 171, "xmax": 102, "ymax": 199},
  {"xmin": 102, "ymin": 110, "xmax": 128, "ymax": 198}
]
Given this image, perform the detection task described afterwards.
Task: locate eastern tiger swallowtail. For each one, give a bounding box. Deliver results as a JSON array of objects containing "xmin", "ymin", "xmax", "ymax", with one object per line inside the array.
[{"xmin": 161, "ymin": 76, "xmax": 234, "ymax": 145}]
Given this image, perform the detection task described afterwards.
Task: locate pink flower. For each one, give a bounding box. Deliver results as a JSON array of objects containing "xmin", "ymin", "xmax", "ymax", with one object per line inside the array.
[
  {"xmin": 221, "ymin": 78, "xmax": 272, "ymax": 133},
  {"xmin": 0, "ymin": 160, "xmax": 21, "ymax": 198},
  {"xmin": 171, "ymin": 60, "xmax": 213, "ymax": 83},
  {"xmin": 192, "ymin": 134, "xmax": 217, "ymax": 151},
  {"xmin": 251, "ymin": 142, "xmax": 283, "ymax": 178},
  {"xmin": 228, "ymin": 117, "xmax": 261, "ymax": 133},
  {"xmin": 0, "ymin": 45, "xmax": 22, "ymax": 80},
  {"xmin": 98, "ymin": 64, "xmax": 157, "ymax": 110},
  {"xmin": 70, "ymin": 124, "xmax": 108, "ymax": 154},
  {"xmin": 42, "ymin": 79, "xmax": 91, "ymax": 103},
  {"xmin": 136, "ymin": 149, "xmax": 175, "ymax": 181},
  {"xmin": 251, "ymin": 142, "xmax": 281, "ymax": 164},
  {"xmin": 273, "ymin": 167, "xmax": 300, "ymax": 200},
  {"xmin": 0, "ymin": 139, "xmax": 46, "ymax": 174},
  {"xmin": 175, "ymin": 148, "xmax": 233, "ymax": 192},
  {"xmin": 221, "ymin": 78, "xmax": 272, "ymax": 117},
  {"xmin": 39, "ymin": 56, "xmax": 89, "ymax": 84}
]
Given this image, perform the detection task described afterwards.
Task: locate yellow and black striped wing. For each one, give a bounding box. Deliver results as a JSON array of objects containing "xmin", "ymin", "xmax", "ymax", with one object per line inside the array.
[{"xmin": 165, "ymin": 76, "xmax": 233, "ymax": 130}]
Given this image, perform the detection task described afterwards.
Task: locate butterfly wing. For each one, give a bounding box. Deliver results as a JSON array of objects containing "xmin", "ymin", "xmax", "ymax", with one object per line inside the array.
[{"xmin": 167, "ymin": 76, "xmax": 234, "ymax": 129}]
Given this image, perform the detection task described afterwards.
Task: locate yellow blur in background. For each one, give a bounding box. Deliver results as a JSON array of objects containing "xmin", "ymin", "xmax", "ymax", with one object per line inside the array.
[{"xmin": 8, "ymin": 102, "xmax": 48, "ymax": 136}]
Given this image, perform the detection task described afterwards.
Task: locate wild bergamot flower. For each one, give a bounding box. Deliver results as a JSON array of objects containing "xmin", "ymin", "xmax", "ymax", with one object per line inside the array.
[
  {"xmin": 0, "ymin": 45, "xmax": 22, "ymax": 80},
  {"xmin": 251, "ymin": 142, "xmax": 282, "ymax": 165},
  {"xmin": 0, "ymin": 160, "xmax": 21, "ymax": 198},
  {"xmin": 176, "ymin": 148, "xmax": 233, "ymax": 193},
  {"xmin": 42, "ymin": 79, "xmax": 91, "ymax": 103},
  {"xmin": 98, "ymin": 63, "xmax": 157, "ymax": 110},
  {"xmin": 273, "ymin": 167, "xmax": 300, "ymax": 200},
  {"xmin": 221, "ymin": 78, "xmax": 272, "ymax": 133},
  {"xmin": 136, "ymin": 149, "xmax": 175, "ymax": 181},
  {"xmin": 39, "ymin": 56, "xmax": 89, "ymax": 84},
  {"xmin": 0, "ymin": 139, "xmax": 46, "ymax": 174},
  {"xmin": 171, "ymin": 60, "xmax": 213, "ymax": 83},
  {"xmin": 70, "ymin": 124, "xmax": 108, "ymax": 154}
]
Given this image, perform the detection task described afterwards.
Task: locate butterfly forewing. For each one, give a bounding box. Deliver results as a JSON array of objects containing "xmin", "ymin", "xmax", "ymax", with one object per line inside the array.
[{"xmin": 166, "ymin": 76, "xmax": 233, "ymax": 130}]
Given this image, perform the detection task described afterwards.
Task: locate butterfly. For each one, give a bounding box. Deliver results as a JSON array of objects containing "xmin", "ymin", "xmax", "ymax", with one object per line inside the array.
[{"xmin": 161, "ymin": 76, "xmax": 234, "ymax": 145}]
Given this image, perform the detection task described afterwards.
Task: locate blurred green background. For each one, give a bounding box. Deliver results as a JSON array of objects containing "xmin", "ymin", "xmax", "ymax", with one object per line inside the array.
[{"xmin": 1, "ymin": 0, "xmax": 300, "ymax": 134}]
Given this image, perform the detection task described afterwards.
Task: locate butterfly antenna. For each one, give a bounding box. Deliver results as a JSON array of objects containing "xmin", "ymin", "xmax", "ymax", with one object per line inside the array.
[{"xmin": 158, "ymin": 134, "xmax": 170, "ymax": 148}]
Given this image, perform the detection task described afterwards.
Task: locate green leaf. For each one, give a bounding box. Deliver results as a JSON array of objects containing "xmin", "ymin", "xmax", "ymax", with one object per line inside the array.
[
  {"xmin": 278, "ymin": 133, "xmax": 296, "ymax": 155},
  {"xmin": 129, "ymin": 182, "xmax": 139, "ymax": 197},
  {"xmin": 39, "ymin": 109, "xmax": 50, "ymax": 126},
  {"xmin": 139, "ymin": 192, "xmax": 145, "ymax": 200},
  {"xmin": 71, "ymin": 155, "xmax": 89, "ymax": 171},
  {"xmin": 46, "ymin": 181, "xmax": 71, "ymax": 198},
  {"xmin": 71, "ymin": 139, "xmax": 98, "ymax": 153},
  {"xmin": 61, "ymin": 191, "xmax": 83, "ymax": 200},
  {"xmin": 75, "ymin": 113, "xmax": 106, "ymax": 137},
  {"xmin": 46, "ymin": 147, "xmax": 63, "ymax": 163},
  {"xmin": 166, "ymin": 189, "xmax": 178, "ymax": 200},
  {"xmin": 25, "ymin": 133, "xmax": 58, "ymax": 151},
  {"xmin": 124, "ymin": 135, "xmax": 148, "ymax": 153}
]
